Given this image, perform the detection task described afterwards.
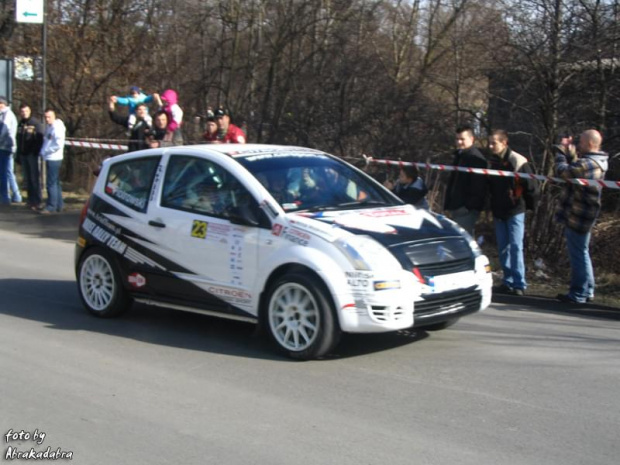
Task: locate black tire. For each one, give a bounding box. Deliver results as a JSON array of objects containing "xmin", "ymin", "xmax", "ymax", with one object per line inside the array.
[
  {"xmin": 265, "ymin": 272, "xmax": 341, "ymax": 360},
  {"xmin": 422, "ymin": 318, "xmax": 460, "ymax": 332},
  {"xmin": 77, "ymin": 248, "xmax": 131, "ymax": 318}
]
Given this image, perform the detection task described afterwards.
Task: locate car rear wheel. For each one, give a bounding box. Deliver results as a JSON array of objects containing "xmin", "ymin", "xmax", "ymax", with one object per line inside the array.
[
  {"xmin": 77, "ymin": 248, "xmax": 130, "ymax": 318},
  {"xmin": 266, "ymin": 273, "xmax": 340, "ymax": 360}
]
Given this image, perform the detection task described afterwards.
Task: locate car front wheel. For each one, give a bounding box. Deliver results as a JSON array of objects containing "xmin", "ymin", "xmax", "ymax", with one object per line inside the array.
[
  {"xmin": 77, "ymin": 248, "xmax": 130, "ymax": 318},
  {"xmin": 266, "ymin": 273, "xmax": 340, "ymax": 360}
]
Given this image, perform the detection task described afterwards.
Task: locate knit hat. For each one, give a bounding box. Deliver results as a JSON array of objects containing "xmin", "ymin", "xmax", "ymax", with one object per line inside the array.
[{"xmin": 0, "ymin": 96, "xmax": 8, "ymax": 105}]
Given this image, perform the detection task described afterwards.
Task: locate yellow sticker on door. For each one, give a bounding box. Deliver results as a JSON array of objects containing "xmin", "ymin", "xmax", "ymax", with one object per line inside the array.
[{"xmin": 191, "ymin": 220, "xmax": 208, "ymax": 239}]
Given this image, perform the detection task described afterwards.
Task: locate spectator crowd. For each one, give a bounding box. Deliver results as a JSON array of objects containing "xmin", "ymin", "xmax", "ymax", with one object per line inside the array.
[{"xmin": 0, "ymin": 86, "xmax": 611, "ymax": 305}]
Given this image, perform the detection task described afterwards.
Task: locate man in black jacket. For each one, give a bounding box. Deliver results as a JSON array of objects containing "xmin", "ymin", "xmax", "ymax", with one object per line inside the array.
[
  {"xmin": 146, "ymin": 111, "xmax": 183, "ymax": 148},
  {"xmin": 444, "ymin": 125, "xmax": 488, "ymax": 234},
  {"xmin": 487, "ymin": 130, "xmax": 539, "ymax": 296},
  {"xmin": 108, "ymin": 98, "xmax": 152, "ymax": 152},
  {"xmin": 16, "ymin": 104, "xmax": 44, "ymax": 210}
]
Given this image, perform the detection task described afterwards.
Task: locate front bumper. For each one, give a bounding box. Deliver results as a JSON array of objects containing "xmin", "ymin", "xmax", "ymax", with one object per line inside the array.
[{"xmin": 336, "ymin": 255, "xmax": 492, "ymax": 333}]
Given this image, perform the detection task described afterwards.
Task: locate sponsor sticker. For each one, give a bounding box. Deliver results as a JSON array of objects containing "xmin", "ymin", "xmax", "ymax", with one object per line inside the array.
[
  {"xmin": 346, "ymin": 271, "xmax": 373, "ymax": 287},
  {"xmin": 271, "ymin": 223, "xmax": 283, "ymax": 236},
  {"xmin": 207, "ymin": 285, "xmax": 252, "ymax": 305},
  {"xmin": 360, "ymin": 208, "xmax": 409, "ymax": 218},
  {"xmin": 191, "ymin": 220, "xmax": 208, "ymax": 239},
  {"xmin": 82, "ymin": 217, "xmax": 127, "ymax": 254},
  {"xmin": 128, "ymin": 273, "xmax": 146, "ymax": 288},
  {"xmin": 149, "ymin": 164, "xmax": 163, "ymax": 202},
  {"xmin": 283, "ymin": 227, "xmax": 310, "ymax": 246},
  {"xmin": 373, "ymin": 280, "xmax": 401, "ymax": 291}
]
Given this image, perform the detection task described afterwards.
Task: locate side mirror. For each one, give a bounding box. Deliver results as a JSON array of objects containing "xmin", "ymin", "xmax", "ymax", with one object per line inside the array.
[
  {"xmin": 228, "ymin": 212, "xmax": 260, "ymax": 227},
  {"xmin": 226, "ymin": 203, "xmax": 269, "ymax": 228}
]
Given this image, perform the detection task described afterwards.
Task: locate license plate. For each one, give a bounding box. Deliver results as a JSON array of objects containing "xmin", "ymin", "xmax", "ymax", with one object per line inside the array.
[{"xmin": 427, "ymin": 271, "xmax": 475, "ymax": 293}]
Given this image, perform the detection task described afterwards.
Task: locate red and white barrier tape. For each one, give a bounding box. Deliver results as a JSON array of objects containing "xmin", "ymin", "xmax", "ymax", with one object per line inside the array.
[
  {"xmin": 61, "ymin": 139, "xmax": 619, "ymax": 190},
  {"xmin": 366, "ymin": 156, "xmax": 620, "ymax": 190},
  {"xmin": 66, "ymin": 140, "xmax": 128, "ymax": 150}
]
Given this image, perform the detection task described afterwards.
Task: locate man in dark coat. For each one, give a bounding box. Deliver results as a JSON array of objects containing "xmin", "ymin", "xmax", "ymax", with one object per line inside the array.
[
  {"xmin": 444, "ymin": 125, "xmax": 488, "ymax": 234},
  {"xmin": 108, "ymin": 98, "xmax": 152, "ymax": 152},
  {"xmin": 16, "ymin": 104, "xmax": 44, "ymax": 210}
]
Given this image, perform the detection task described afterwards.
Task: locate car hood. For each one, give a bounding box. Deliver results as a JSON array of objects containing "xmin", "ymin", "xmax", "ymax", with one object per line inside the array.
[{"xmin": 288, "ymin": 205, "xmax": 463, "ymax": 247}]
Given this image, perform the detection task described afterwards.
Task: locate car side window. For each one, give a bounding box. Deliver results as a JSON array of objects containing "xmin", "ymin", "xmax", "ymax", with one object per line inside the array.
[
  {"xmin": 105, "ymin": 156, "xmax": 161, "ymax": 213},
  {"xmin": 161, "ymin": 155, "xmax": 256, "ymax": 220}
]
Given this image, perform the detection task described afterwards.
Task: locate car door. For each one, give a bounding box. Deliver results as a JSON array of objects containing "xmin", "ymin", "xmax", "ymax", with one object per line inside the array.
[{"xmin": 146, "ymin": 152, "xmax": 262, "ymax": 317}]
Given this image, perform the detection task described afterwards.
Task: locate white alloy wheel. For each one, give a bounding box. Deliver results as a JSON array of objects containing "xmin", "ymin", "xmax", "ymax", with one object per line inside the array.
[
  {"xmin": 80, "ymin": 254, "xmax": 116, "ymax": 311},
  {"xmin": 268, "ymin": 282, "xmax": 320, "ymax": 352},
  {"xmin": 77, "ymin": 248, "xmax": 130, "ymax": 318}
]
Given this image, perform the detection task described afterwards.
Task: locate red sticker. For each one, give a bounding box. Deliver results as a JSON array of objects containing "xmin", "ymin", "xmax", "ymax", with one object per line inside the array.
[
  {"xmin": 128, "ymin": 273, "xmax": 146, "ymax": 288},
  {"xmin": 360, "ymin": 208, "xmax": 409, "ymax": 218}
]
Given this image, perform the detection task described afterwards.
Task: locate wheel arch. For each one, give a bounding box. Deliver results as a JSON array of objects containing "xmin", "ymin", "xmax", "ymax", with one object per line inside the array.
[
  {"xmin": 257, "ymin": 263, "xmax": 341, "ymax": 333},
  {"xmin": 75, "ymin": 243, "xmax": 131, "ymax": 293}
]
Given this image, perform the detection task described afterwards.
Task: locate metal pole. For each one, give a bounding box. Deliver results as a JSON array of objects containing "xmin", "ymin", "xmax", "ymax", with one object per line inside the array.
[
  {"xmin": 41, "ymin": 0, "xmax": 47, "ymax": 114},
  {"xmin": 41, "ymin": 0, "xmax": 47, "ymax": 205}
]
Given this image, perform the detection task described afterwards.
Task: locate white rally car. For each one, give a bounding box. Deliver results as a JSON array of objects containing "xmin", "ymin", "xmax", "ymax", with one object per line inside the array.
[{"xmin": 75, "ymin": 144, "xmax": 492, "ymax": 359}]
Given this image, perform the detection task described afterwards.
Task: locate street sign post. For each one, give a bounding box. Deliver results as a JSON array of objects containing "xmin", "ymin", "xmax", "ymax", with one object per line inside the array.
[{"xmin": 15, "ymin": 0, "xmax": 44, "ymax": 24}]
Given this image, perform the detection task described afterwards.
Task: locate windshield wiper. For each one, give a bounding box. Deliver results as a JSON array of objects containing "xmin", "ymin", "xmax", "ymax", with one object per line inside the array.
[
  {"xmin": 302, "ymin": 200, "xmax": 392, "ymax": 212},
  {"xmin": 301, "ymin": 204, "xmax": 341, "ymax": 212},
  {"xmin": 334, "ymin": 199, "xmax": 392, "ymax": 208}
]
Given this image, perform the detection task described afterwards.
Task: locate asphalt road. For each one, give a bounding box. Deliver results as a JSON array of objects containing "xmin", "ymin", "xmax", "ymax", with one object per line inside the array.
[{"xmin": 1, "ymin": 208, "xmax": 619, "ymax": 464}]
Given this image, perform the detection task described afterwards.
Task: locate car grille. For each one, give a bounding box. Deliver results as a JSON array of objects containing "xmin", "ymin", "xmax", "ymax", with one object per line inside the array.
[
  {"xmin": 402, "ymin": 238, "xmax": 472, "ymax": 267},
  {"xmin": 369, "ymin": 305, "xmax": 408, "ymax": 323},
  {"xmin": 416, "ymin": 258, "xmax": 474, "ymax": 277},
  {"xmin": 414, "ymin": 288, "xmax": 481, "ymax": 319}
]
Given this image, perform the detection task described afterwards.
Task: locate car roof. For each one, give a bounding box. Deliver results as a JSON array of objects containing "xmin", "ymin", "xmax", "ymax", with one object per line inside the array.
[
  {"xmin": 102, "ymin": 144, "xmax": 333, "ymax": 169},
  {"xmin": 189, "ymin": 144, "xmax": 326, "ymax": 159}
]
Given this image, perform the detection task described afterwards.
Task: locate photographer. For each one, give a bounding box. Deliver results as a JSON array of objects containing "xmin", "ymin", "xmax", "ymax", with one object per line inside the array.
[
  {"xmin": 555, "ymin": 129, "xmax": 608, "ymax": 304},
  {"xmin": 108, "ymin": 98, "xmax": 152, "ymax": 152}
]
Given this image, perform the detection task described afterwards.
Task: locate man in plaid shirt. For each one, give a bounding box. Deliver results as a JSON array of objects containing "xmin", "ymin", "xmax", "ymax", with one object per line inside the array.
[{"xmin": 555, "ymin": 129, "xmax": 609, "ymax": 304}]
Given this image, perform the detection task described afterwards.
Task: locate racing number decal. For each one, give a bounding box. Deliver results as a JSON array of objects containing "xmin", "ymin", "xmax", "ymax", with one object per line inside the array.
[{"xmin": 191, "ymin": 220, "xmax": 208, "ymax": 239}]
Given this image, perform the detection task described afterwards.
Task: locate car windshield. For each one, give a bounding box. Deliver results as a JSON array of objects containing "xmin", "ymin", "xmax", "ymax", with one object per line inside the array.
[{"xmin": 236, "ymin": 151, "xmax": 401, "ymax": 212}]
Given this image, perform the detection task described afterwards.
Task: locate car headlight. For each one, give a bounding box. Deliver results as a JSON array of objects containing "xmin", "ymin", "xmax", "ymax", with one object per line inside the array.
[
  {"xmin": 334, "ymin": 235, "xmax": 393, "ymax": 271},
  {"xmin": 456, "ymin": 226, "xmax": 482, "ymax": 257}
]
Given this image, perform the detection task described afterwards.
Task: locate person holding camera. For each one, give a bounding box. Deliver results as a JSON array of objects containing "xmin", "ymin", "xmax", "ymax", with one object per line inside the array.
[
  {"xmin": 555, "ymin": 129, "xmax": 608, "ymax": 304},
  {"xmin": 108, "ymin": 98, "xmax": 152, "ymax": 152}
]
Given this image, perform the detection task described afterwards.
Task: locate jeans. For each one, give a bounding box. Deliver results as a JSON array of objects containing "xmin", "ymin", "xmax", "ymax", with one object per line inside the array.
[
  {"xmin": 564, "ymin": 227, "xmax": 595, "ymax": 303},
  {"xmin": 21, "ymin": 154, "xmax": 41, "ymax": 206},
  {"xmin": 8, "ymin": 155, "xmax": 22, "ymax": 202},
  {"xmin": 449, "ymin": 207, "xmax": 480, "ymax": 235},
  {"xmin": 0, "ymin": 150, "xmax": 9, "ymax": 204},
  {"xmin": 45, "ymin": 159, "xmax": 64, "ymax": 212},
  {"xmin": 494, "ymin": 213, "xmax": 526, "ymax": 290}
]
